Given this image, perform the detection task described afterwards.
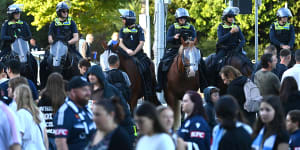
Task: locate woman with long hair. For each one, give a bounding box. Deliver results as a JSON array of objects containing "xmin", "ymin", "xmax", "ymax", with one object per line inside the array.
[
  {"xmin": 38, "ymin": 72, "xmax": 66, "ymax": 150},
  {"xmin": 252, "ymin": 95, "xmax": 289, "ymax": 150},
  {"xmin": 7, "ymin": 76, "xmax": 28, "ymax": 111},
  {"xmin": 211, "ymin": 95, "xmax": 252, "ymax": 150},
  {"xmin": 177, "ymin": 90, "xmax": 210, "ymax": 150},
  {"xmin": 14, "ymin": 84, "xmax": 48, "ymax": 150},
  {"xmin": 85, "ymin": 97, "xmax": 132, "ymax": 150},
  {"xmin": 135, "ymin": 102, "xmax": 175, "ymax": 150},
  {"xmin": 279, "ymin": 76, "xmax": 300, "ymax": 115}
]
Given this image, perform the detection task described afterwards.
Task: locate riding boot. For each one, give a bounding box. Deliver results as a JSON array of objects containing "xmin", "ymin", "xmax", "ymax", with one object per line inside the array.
[{"xmin": 156, "ymin": 62, "xmax": 163, "ymax": 92}]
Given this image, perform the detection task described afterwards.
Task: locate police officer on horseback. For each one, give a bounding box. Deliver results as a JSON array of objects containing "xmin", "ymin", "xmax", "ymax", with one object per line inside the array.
[
  {"xmin": 48, "ymin": 2, "xmax": 79, "ymax": 55},
  {"xmin": 118, "ymin": 9, "xmax": 154, "ymax": 100},
  {"xmin": 156, "ymin": 8, "xmax": 196, "ymax": 92},
  {"xmin": 0, "ymin": 4, "xmax": 31, "ymax": 58},
  {"xmin": 269, "ymin": 7, "xmax": 295, "ymax": 59},
  {"xmin": 215, "ymin": 7, "xmax": 245, "ymax": 65}
]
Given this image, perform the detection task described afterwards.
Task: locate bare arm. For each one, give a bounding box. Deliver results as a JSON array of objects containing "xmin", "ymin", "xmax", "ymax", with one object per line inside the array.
[
  {"xmin": 119, "ymin": 39, "xmax": 130, "ymax": 51},
  {"xmin": 81, "ymin": 42, "xmax": 87, "ymax": 58},
  {"xmin": 133, "ymin": 41, "xmax": 144, "ymax": 54},
  {"xmin": 48, "ymin": 35, "xmax": 54, "ymax": 44},
  {"xmin": 68, "ymin": 33, "xmax": 79, "ymax": 45},
  {"xmin": 9, "ymin": 144, "xmax": 21, "ymax": 150},
  {"xmin": 55, "ymin": 138, "xmax": 68, "ymax": 150},
  {"xmin": 43, "ymin": 128, "xmax": 49, "ymax": 150}
]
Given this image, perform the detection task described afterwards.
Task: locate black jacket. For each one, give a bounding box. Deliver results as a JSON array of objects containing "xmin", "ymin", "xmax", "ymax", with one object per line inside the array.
[
  {"xmin": 204, "ymin": 87, "xmax": 217, "ymax": 129},
  {"xmin": 283, "ymin": 91, "xmax": 300, "ymax": 115}
]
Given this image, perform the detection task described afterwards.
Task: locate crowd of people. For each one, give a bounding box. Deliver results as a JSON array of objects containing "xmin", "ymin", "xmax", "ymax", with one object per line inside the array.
[{"xmin": 0, "ymin": 1, "xmax": 300, "ymax": 150}]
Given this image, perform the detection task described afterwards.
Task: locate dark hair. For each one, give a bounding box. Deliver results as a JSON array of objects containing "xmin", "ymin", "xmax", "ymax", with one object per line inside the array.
[
  {"xmin": 280, "ymin": 49, "xmax": 291, "ymax": 57},
  {"xmin": 40, "ymin": 72, "xmax": 66, "ymax": 114},
  {"xmin": 288, "ymin": 110, "xmax": 300, "ymax": 128},
  {"xmin": 0, "ymin": 62, "xmax": 6, "ymax": 73},
  {"xmin": 261, "ymin": 53, "xmax": 273, "ymax": 68},
  {"xmin": 295, "ymin": 50, "xmax": 300, "ymax": 62},
  {"xmin": 185, "ymin": 90, "xmax": 208, "ymax": 120},
  {"xmin": 134, "ymin": 102, "xmax": 166, "ymax": 134},
  {"xmin": 210, "ymin": 87, "xmax": 220, "ymax": 95},
  {"xmin": 108, "ymin": 55, "xmax": 119, "ymax": 66},
  {"xmin": 215, "ymin": 95, "xmax": 239, "ymax": 129},
  {"xmin": 264, "ymin": 45, "xmax": 277, "ymax": 54},
  {"xmin": 79, "ymin": 59, "xmax": 91, "ymax": 68},
  {"xmin": 219, "ymin": 65, "xmax": 242, "ymax": 82},
  {"xmin": 95, "ymin": 96, "xmax": 125, "ymax": 124},
  {"xmin": 280, "ymin": 77, "xmax": 298, "ymax": 104},
  {"xmin": 253, "ymin": 95, "xmax": 286, "ymax": 139},
  {"xmin": 8, "ymin": 76, "xmax": 28, "ymax": 93},
  {"xmin": 6, "ymin": 59, "xmax": 21, "ymax": 74}
]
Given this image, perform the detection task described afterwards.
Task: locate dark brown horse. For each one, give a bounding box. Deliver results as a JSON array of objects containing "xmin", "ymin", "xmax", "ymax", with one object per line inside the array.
[
  {"xmin": 164, "ymin": 40, "xmax": 201, "ymax": 127},
  {"xmin": 101, "ymin": 42, "xmax": 160, "ymax": 111}
]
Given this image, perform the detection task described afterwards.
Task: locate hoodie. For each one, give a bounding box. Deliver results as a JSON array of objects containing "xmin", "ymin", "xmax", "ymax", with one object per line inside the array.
[{"xmin": 204, "ymin": 86, "xmax": 218, "ymax": 129}]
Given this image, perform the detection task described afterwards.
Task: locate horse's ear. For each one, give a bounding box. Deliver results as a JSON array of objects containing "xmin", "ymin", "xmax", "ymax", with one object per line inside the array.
[{"xmin": 101, "ymin": 41, "xmax": 108, "ymax": 50}]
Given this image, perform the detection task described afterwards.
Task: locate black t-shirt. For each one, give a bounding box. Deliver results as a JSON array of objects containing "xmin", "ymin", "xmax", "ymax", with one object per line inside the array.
[
  {"xmin": 273, "ymin": 130, "xmax": 289, "ymax": 150},
  {"xmin": 38, "ymin": 94, "xmax": 55, "ymax": 138},
  {"xmin": 219, "ymin": 127, "xmax": 252, "ymax": 150}
]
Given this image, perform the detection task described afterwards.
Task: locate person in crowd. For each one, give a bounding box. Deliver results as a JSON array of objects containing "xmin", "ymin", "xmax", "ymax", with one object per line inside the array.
[
  {"xmin": 281, "ymin": 50, "xmax": 300, "ymax": 90},
  {"xmin": 108, "ymin": 32, "xmax": 119, "ymax": 47},
  {"xmin": 48, "ymin": 2, "xmax": 79, "ymax": 56},
  {"xmin": 29, "ymin": 38, "xmax": 40, "ymax": 51},
  {"xmin": 270, "ymin": 7, "xmax": 295, "ymax": 58},
  {"xmin": 286, "ymin": 110, "xmax": 300, "ymax": 149},
  {"xmin": 14, "ymin": 84, "xmax": 48, "ymax": 150},
  {"xmin": 78, "ymin": 34, "xmax": 85, "ymax": 54},
  {"xmin": 277, "ymin": 49, "xmax": 291, "ymax": 80},
  {"xmin": 105, "ymin": 55, "xmax": 131, "ymax": 101},
  {"xmin": 85, "ymin": 97, "xmax": 132, "ymax": 150},
  {"xmin": 38, "ymin": 72, "xmax": 66, "ymax": 150},
  {"xmin": 156, "ymin": 7, "xmax": 197, "ymax": 92},
  {"xmin": 203, "ymin": 86, "xmax": 220, "ymax": 129},
  {"xmin": 0, "ymin": 4, "xmax": 31, "ymax": 58},
  {"xmin": 135, "ymin": 102, "xmax": 175, "ymax": 150},
  {"xmin": 0, "ymin": 100, "xmax": 21, "ymax": 150},
  {"xmin": 157, "ymin": 105, "xmax": 185, "ymax": 150},
  {"xmin": 254, "ymin": 53, "xmax": 280, "ymax": 96},
  {"xmin": 0, "ymin": 62, "xmax": 8, "ymax": 84},
  {"xmin": 0, "ymin": 59, "xmax": 38, "ymax": 101},
  {"xmin": 54, "ymin": 76, "xmax": 96, "ymax": 150},
  {"xmin": 220, "ymin": 65, "xmax": 256, "ymax": 124},
  {"xmin": 252, "ymin": 95, "xmax": 289, "ymax": 150},
  {"xmin": 78, "ymin": 58, "xmax": 91, "ymax": 76},
  {"xmin": 279, "ymin": 77, "xmax": 300, "ymax": 115},
  {"xmin": 178, "ymin": 90, "xmax": 211, "ymax": 150},
  {"xmin": 211, "ymin": 95, "xmax": 252, "ymax": 150},
  {"xmin": 81, "ymin": 34, "xmax": 94, "ymax": 60},
  {"xmin": 7, "ymin": 76, "xmax": 28, "ymax": 111}
]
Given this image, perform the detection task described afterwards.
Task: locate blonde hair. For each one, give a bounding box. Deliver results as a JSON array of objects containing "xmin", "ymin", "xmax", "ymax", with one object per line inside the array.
[
  {"xmin": 219, "ymin": 65, "xmax": 242, "ymax": 82},
  {"xmin": 15, "ymin": 84, "xmax": 41, "ymax": 124}
]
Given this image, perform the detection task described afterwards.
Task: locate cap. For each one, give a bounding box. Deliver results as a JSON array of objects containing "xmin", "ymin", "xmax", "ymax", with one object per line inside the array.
[{"xmin": 68, "ymin": 76, "xmax": 90, "ymax": 90}]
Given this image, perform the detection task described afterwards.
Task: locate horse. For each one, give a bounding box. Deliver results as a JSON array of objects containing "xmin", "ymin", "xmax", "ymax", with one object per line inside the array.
[
  {"xmin": 39, "ymin": 41, "xmax": 81, "ymax": 88},
  {"xmin": 205, "ymin": 52, "xmax": 254, "ymax": 94},
  {"xmin": 101, "ymin": 42, "xmax": 160, "ymax": 111},
  {"xmin": 1, "ymin": 38, "xmax": 38, "ymax": 86},
  {"xmin": 163, "ymin": 38, "xmax": 204, "ymax": 128}
]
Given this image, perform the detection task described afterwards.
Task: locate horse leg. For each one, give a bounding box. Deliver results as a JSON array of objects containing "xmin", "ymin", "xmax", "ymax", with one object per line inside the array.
[
  {"xmin": 149, "ymin": 63, "xmax": 160, "ymax": 105},
  {"xmin": 165, "ymin": 91, "xmax": 181, "ymax": 129}
]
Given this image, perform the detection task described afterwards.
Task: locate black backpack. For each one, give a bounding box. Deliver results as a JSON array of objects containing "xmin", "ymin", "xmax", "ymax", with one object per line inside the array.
[{"xmin": 106, "ymin": 69, "xmax": 131, "ymax": 101}]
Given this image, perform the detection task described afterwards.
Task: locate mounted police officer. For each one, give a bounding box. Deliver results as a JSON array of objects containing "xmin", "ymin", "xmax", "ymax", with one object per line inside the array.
[
  {"xmin": 215, "ymin": 7, "xmax": 245, "ymax": 65},
  {"xmin": 269, "ymin": 7, "xmax": 295, "ymax": 60},
  {"xmin": 48, "ymin": 2, "xmax": 79, "ymax": 55},
  {"xmin": 118, "ymin": 9, "xmax": 154, "ymax": 100},
  {"xmin": 156, "ymin": 8, "xmax": 197, "ymax": 92},
  {"xmin": 0, "ymin": 4, "xmax": 31, "ymax": 58}
]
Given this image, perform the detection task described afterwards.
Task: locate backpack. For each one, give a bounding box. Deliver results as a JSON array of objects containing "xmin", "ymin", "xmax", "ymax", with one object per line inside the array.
[
  {"xmin": 106, "ymin": 69, "xmax": 131, "ymax": 101},
  {"xmin": 243, "ymin": 78, "xmax": 263, "ymax": 112}
]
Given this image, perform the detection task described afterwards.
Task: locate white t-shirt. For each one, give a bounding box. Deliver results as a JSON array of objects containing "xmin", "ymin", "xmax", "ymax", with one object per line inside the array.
[
  {"xmin": 0, "ymin": 101, "xmax": 22, "ymax": 150},
  {"xmin": 136, "ymin": 133, "xmax": 175, "ymax": 150},
  {"xmin": 16, "ymin": 108, "xmax": 46, "ymax": 150}
]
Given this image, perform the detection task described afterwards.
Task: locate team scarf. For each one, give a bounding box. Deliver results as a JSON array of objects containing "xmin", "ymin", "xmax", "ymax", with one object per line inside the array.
[{"xmin": 252, "ymin": 127, "xmax": 277, "ymax": 150}]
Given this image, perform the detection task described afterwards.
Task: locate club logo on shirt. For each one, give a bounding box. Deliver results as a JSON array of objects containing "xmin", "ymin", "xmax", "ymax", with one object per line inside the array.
[
  {"xmin": 55, "ymin": 129, "xmax": 68, "ymax": 136},
  {"xmin": 190, "ymin": 131, "xmax": 205, "ymax": 139}
]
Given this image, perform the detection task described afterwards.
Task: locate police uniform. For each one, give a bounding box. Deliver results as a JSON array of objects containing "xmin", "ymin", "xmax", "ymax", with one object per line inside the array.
[
  {"xmin": 0, "ymin": 20, "xmax": 31, "ymax": 57},
  {"xmin": 269, "ymin": 21, "xmax": 295, "ymax": 56},
  {"xmin": 289, "ymin": 129, "xmax": 300, "ymax": 150},
  {"xmin": 216, "ymin": 22, "xmax": 245, "ymax": 61},
  {"xmin": 48, "ymin": 17, "xmax": 78, "ymax": 52},
  {"xmin": 177, "ymin": 115, "xmax": 211, "ymax": 150},
  {"xmin": 53, "ymin": 97, "xmax": 96, "ymax": 150}
]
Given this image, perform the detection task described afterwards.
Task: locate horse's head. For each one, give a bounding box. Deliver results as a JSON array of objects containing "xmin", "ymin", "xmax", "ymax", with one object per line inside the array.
[{"xmin": 178, "ymin": 44, "xmax": 201, "ymax": 78}]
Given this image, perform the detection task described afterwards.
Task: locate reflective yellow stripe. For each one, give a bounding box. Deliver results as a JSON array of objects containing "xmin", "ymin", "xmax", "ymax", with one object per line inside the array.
[
  {"xmin": 8, "ymin": 20, "xmax": 23, "ymax": 25},
  {"xmin": 222, "ymin": 23, "xmax": 237, "ymax": 28},
  {"xmin": 274, "ymin": 21, "xmax": 290, "ymax": 30},
  {"xmin": 174, "ymin": 22, "xmax": 191, "ymax": 29},
  {"xmin": 133, "ymin": 125, "xmax": 138, "ymax": 136},
  {"xmin": 123, "ymin": 27, "xmax": 138, "ymax": 33},
  {"xmin": 55, "ymin": 17, "xmax": 72, "ymax": 26}
]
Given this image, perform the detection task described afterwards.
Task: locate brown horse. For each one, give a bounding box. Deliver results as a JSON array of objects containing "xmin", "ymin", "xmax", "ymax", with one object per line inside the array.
[
  {"xmin": 164, "ymin": 40, "xmax": 201, "ymax": 127},
  {"xmin": 101, "ymin": 42, "xmax": 160, "ymax": 111}
]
